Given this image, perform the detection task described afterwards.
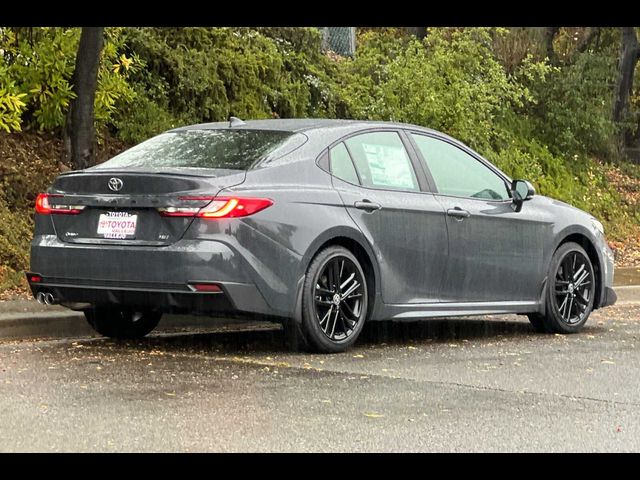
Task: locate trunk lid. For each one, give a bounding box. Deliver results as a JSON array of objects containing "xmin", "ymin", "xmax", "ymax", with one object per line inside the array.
[{"xmin": 49, "ymin": 169, "xmax": 245, "ymax": 246}]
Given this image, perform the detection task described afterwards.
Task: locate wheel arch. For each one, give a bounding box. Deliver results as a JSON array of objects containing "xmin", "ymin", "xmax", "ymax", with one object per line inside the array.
[
  {"xmin": 553, "ymin": 229, "xmax": 603, "ymax": 309},
  {"xmin": 292, "ymin": 227, "xmax": 380, "ymax": 324}
]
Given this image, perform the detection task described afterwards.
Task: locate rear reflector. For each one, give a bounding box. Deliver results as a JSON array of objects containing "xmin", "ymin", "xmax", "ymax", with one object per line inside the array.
[
  {"xmin": 29, "ymin": 275, "xmax": 42, "ymax": 283},
  {"xmin": 35, "ymin": 193, "xmax": 85, "ymax": 215},
  {"xmin": 158, "ymin": 197, "xmax": 273, "ymax": 219},
  {"xmin": 189, "ymin": 283, "xmax": 222, "ymax": 293}
]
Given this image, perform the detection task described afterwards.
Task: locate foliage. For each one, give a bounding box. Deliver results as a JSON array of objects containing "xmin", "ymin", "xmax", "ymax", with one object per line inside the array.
[
  {"xmin": 111, "ymin": 27, "xmax": 352, "ymax": 142},
  {"xmin": 2, "ymin": 28, "xmax": 78, "ymax": 131},
  {"xmin": 0, "ymin": 76, "xmax": 26, "ymax": 132},
  {"xmin": 0, "ymin": 197, "xmax": 31, "ymax": 281},
  {"xmin": 340, "ymin": 29, "xmax": 551, "ymax": 154},
  {"xmin": 526, "ymin": 50, "xmax": 618, "ymax": 159},
  {"xmin": 0, "ymin": 27, "xmax": 139, "ymax": 133}
]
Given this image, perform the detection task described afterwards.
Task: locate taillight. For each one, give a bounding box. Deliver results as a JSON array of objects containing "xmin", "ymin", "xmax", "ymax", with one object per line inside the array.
[
  {"xmin": 159, "ymin": 197, "xmax": 273, "ymax": 219},
  {"xmin": 35, "ymin": 193, "xmax": 85, "ymax": 215}
]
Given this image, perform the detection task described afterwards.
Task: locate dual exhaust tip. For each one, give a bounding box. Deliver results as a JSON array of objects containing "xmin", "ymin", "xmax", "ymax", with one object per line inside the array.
[{"xmin": 36, "ymin": 292, "xmax": 56, "ymax": 306}]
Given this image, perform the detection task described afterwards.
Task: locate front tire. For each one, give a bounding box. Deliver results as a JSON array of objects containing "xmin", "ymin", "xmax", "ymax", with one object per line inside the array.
[
  {"xmin": 528, "ymin": 242, "xmax": 596, "ymax": 334},
  {"xmin": 85, "ymin": 307, "xmax": 162, "ymax": 339},
  {"xmin": 290, "ymin": 246, "xmax": 369, "ymax": 353}
]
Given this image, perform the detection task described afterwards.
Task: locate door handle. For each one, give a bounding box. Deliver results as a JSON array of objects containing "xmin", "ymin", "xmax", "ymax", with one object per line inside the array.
[
  {"xmin": 354, "ymin": 200, "xmax": 382, "ymax": 212},
  {"xmin": 447, "ymin": 207, "xmax": 470, "ymax": 219}
]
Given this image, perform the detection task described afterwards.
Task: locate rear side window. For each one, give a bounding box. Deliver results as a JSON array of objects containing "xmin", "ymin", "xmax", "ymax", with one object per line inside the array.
[
  {"xmin": 93, "ymin": 129, "xmax": 304, "ymax": 171},
  {"xmin": 330, "ymin": 143, "xmax": 359, "ymax": 184},
  {"xmin": 344, "ymin": 132, "xmax": 419, "ymax": 191}
]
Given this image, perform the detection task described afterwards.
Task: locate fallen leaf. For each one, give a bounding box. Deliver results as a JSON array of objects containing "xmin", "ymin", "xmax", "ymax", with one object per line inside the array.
[{"xmin": 364, "ymin": 412, "xmax": 384, "ymax": 418}]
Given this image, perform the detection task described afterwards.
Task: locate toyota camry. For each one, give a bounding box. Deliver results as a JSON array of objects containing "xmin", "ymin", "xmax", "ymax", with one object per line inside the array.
[{"xmin": 27, "ymin": 118, "xmax": 617, "ymax": 352}]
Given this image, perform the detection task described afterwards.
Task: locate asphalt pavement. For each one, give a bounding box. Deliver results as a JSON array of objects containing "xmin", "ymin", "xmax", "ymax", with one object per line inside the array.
[{"xmin": 1, "ymin": 302, "xmax": 639, "ymax": 452}]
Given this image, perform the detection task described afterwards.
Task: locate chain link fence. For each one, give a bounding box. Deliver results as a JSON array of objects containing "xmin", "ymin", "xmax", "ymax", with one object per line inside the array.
[{"xmin": 321, "ymin": 27, "xmax": 356, "ymax": 57}]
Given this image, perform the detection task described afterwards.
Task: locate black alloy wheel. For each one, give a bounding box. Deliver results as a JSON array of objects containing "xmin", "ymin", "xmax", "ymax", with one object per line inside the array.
[
  {"xmin": 553, "ymin": 249, "xmax": 593, "ymax": 325},
  {"xmin": 288, "ymin": 246, "xmax": 369, "ymax": 353},
  {"xmin": 528, "ymin": 242, "xmax": 595, "ymax": 333},
  {"xmin": 313, "ymin": 254, "xmax": 366, "ymax": 342}
]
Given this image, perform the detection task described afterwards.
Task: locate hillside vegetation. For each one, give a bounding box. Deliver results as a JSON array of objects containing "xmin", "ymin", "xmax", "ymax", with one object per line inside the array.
[{"xmin": 1, "ymin": 27, "xmax": 639, "ymax": 293}]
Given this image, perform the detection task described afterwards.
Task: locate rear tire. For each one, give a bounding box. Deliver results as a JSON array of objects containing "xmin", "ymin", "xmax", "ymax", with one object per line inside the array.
[
  {"xmin": 85, "ymin": 307, "xmax": 162, "ymax": 339},
  {"xmin": 291, "ymin": 246, "xmax": 369, "ymax": 353},
  {"xmin": 529, "ymin": 242, "xmax": 596, "ymax": 334}
]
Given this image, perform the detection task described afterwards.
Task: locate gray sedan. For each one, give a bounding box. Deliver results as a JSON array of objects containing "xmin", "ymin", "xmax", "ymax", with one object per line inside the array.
[{"xmin": 27, "ymin": 119, "xmax": 617, "ymax": 352}]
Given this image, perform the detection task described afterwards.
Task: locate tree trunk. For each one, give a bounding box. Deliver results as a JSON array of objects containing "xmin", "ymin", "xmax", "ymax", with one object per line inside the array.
[
  {"xmin": 64, "ymin": 27, "xmax": 104, "ymax": 171},
  {"xmin": 612, "ymin": 27, "xmax": 640, "ymax": 149},
  {"xmin": 406, "ymin": 27, "xmax": 427, "ymax": 40},
  {"xmin": 543, "ymin": 27, "xmax": 560, "ymax": 63}
]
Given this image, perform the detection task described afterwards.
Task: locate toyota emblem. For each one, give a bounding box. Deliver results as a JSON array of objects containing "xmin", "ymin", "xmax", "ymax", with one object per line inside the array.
[{"xmin": 108, "ymin": 177, "xmax": 124, "ymax": 192}]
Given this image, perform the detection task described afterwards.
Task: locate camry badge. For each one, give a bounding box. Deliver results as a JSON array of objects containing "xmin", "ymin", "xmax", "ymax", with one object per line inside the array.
[{"xmin": 108, "ymin": 177, "xmax": 124, "ymax": 192}]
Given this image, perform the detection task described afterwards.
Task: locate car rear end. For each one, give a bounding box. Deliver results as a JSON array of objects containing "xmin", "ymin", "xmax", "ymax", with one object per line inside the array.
[{"xmin": 27, "ymin": 127, "xmax": 307, "ymax": 319}]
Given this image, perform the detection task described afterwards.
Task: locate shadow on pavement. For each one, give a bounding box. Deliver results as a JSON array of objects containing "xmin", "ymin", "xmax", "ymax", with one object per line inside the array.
[{"xmin": 99, "ymin": 317, "xmax": 549, "ymax": 354}]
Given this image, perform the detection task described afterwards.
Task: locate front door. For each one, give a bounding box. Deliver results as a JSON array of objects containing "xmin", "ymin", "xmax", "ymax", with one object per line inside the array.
[
  {"xmin": 329, "ymin": 131, "xmax": 448, "ymax": 304},
  {"xmin": 409, "ymin": 132, "xmax": 547, "ymax": 303}
]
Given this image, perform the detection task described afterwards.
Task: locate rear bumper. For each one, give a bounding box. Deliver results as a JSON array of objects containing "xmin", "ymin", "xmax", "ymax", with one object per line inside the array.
[
  {"xmin": 27, "ymin": 276, "xmax": 275, "ymax": 317},
  {"xmin": 28, "ymin": 235, "xmax": 277, "ymax": 317}
]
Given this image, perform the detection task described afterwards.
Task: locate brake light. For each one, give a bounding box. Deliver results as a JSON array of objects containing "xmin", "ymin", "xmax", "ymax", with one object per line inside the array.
[
  {"xmin": 35, "ymin": 193, "xmax": 85, "ymax": 215},
  {"xmin": 159, "ymin": 197, "xmax": 273, "ymax": 219},
  {"xmin": 198, "ymin": 197, "xmax": 273, "ymax": 218}
]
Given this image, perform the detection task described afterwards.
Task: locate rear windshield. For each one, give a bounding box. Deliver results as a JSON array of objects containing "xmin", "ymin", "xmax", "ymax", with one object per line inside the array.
[{"xmin": 93, "ymin": 129, "xmax": 305, "ymax": 171}]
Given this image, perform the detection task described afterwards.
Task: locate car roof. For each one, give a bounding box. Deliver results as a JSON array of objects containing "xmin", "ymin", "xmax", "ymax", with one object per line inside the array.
[{"xmin": 170, "ymin": 118, "xmax": 438, "ymax": 135}]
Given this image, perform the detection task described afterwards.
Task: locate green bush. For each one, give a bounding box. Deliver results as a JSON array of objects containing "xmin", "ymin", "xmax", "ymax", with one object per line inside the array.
[
  {"xmin": 0, "ymin": 27, "xmax": 140, "ymax": 133},
  {"xmin": 526, "ymin": 50, "xmax": 618, "ymax": 159},
  {"xmin": 112, "ymin": 87, "xmax": 180, "ymax": 143},
  {"xmin": 0, "ymin": 197, "xmax": 32, "ymax": 289},
  {"xmin": 118, "ymin": 27, "xmax": 351, "ymax": 130},
  {"xmin": 340, "ymin": 29, "xmax": 551, "ymax": 154}
]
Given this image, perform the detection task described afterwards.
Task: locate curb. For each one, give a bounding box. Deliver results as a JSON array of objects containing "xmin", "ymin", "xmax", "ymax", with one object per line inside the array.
[
  {"xmin": 0, "ymin": 311, "xmax": 89, "ymax": 339},
  {"xmin": 1, "ymin": 286, "xmax": 638, "ymax": 341},
  {"xmin": 0, "ymin": 310, "xmax": 276, "ymax": 340},
  {"xmin": 611, "ymin": 285, "xmax": 640, "ymax": 305}
]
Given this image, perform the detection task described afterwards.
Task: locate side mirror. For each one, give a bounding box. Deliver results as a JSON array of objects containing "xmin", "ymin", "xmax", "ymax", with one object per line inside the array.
[{"xmin": 511, "ymin": 179, "xmax": 535, "ymax": 212}]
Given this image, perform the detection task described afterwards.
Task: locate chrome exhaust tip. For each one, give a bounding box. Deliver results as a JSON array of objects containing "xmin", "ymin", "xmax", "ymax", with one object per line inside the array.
[
  {"xmin": 36, "ymin": 292, "xmax": 46, "ymax": 304},
  {"xmin": 44, "ymin": 292, "xmax": 55, "ymax": 306}
]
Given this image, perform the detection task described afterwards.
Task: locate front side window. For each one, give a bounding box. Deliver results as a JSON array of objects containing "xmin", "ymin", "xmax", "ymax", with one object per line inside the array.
[
  {"xmin": 344, "ymin": 132, "xmax": 419, "ymax": 192},
  {"xmin": 411, "ymin": 134, "xmax": 510, "ymax": 201}
]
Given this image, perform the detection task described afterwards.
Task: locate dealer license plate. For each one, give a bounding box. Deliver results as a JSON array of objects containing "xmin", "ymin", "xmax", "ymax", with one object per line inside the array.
[{"xmin": 97, "ymin": 212, "xmax": 138, "ymax": 239}]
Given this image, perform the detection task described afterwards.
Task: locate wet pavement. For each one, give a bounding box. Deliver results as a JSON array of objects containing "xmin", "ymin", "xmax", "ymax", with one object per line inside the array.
[
  {"xmin": 1, "ymin": 304, "xmax": 639, "ymax": 452},
  {"xmin": 615, "ymin": 266, "xmax": 640, "ymax": 286}
]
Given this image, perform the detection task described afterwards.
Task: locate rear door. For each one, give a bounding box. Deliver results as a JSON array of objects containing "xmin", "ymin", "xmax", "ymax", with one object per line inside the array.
[
  {"xmin": 408, "ymin": 132, "xmax": 546, "ymax": 302},
  {"xmin": 329, "ymin": 130, "xmax": 448, "ymax": 304}
]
